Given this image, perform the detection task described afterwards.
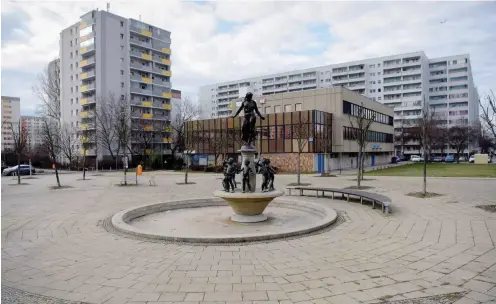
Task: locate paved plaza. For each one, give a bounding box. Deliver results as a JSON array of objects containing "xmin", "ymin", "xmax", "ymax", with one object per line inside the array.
[{"xmin": 2, "ymin": 171, "xmax": 496, "ymax": 304}]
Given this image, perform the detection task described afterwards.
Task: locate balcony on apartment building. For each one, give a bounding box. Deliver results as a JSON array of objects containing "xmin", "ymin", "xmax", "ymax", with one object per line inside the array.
[
  {"xmin": 274, "ymin": 85, "xmax": 287, "ymax": 92},
  {"xmin": 152, "ymin": 75, "xmax": 171, "ymax": 87},
  {"xmin": 402, "ymin": 75, "xmax": 421, "ymax": 84},
  {"xmin": 274, "ymin": 77, "xmax": 287, "ymax": 84},
  {"xmin": 383, "ymin": 59, "xmax": 401, "ymax": 67},
  {"xmin": 131, "ymin": 60, "xmax": 152, "ymax": 72},
  {"xmin": 347, "ymin": 81, "xmax": 365, "ymax": 89},
  {"xmin": 131, "ymin": 84, "xmax": 153, "ymax": 96},
  {"xmin": 80, "ymin": 96, "xmax": 96, "ymax": 105},
  {"xmin": 79, "ymin": 122, "xmax": 96, "ymax": 130},
  {"xmin": 152, "ymin": 54, "xmax": 171, "ymax": 66},
  {"xmin": 429, "ymin": 61, "xmax": 447, "ymax": 69},
  {"xmin": 331, "ymin": 67, "xmax": 348, "ymax": 75},
  {"xmin": 348, "ymin": 64, "xmax": 364, "ymax": 72},
  {"xmin": 402, "ymin": 56, "xmax": 421, "ymax": 66},
  {"xmin": 348, "ymin": 72, "xmax": 365, "ymax": 80},
  {"xmin": 151, "ymin": 65, "xmax": 171, "ymax": 77},
  {"xmin": 383, "ymin": 68, "xmax": 401, "ymax": 76},
  {"xmin": 217, "ymin": 86, "xmax": 229, "ymax": 92},
  {"xmin": 130, "ymin": 49, "xmax": 152, "ymax": 61},
  {"xmin": 383, "ymin": 76, "xmax": 402, "ymax": 84},
  {"xmin": 262, "ymin": 85, "xmax": 275, "ymax": 91},
  {"xmin": 402, "ymin": 66, "xmax": 421, "ymax": 75},
  {"xmin": 302, "ymin": 72, "xmax": 317, "ymax": 79},
  {"xmin": 447, "ymin": 67, "xmax": 468, "ymax": 76},
  {"xmin": 449, "ymin": 76, "xmax": 469, "ymax": 84},
  {"xmin": 131, "ymin": 73, "xmax": 152, "ymax": 84},
  {"xmin": 448, "ymin": 93, "xmax": 469, "ymax": 103},
  {"xmin": 384, "ymin": 94, "xmax": 402, "ymax": 101},
  {"xmin": 80, "ymin": 44, "xmax": 95, "ymax": 56},
  {"xmin": 80, "ymin": 57, "xmax": 95, "ymax": 68},
  {"xmin": 151, "ymin": 40, "xmax": 171, "ymax": 55},
  {"xmin": 130, "ymin": 36, "xmax": 152, "ymax": 48},
  {"xmin": 80, "ymin": 83, "xmax": 96, "ymax": 93},
  {"xmin": 383, "ymin": 85, "xmax": 402, "ymax": 93},
  {"xmin": 288, "ymin": 74, "xmax": 302, "ymax": 81},
  {"xmin": 80, "ymin": 69, "xmax": 95, "ymax": 80},
  {"xmin": 402, "ymin": 84, "xmax": 422, "ymax": 94},
  {"xmin": 152, "ymin": 87, "xmax": 172, "ymax": 99}
]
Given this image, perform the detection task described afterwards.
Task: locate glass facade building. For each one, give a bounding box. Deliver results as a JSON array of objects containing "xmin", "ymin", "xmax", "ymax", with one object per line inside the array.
[{"xmin": 185, "ymin": 110, "xmax": 332, "ymax": 155}]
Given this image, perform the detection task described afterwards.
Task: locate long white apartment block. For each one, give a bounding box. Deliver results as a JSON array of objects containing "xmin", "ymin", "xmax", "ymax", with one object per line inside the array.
[
  {"xmin": 59, "ymin": 9, "xmax": 175, "ymax": 162},
  {"xmin": 199, "ymin": 51, "xmax": 478, "ymax": 130}
]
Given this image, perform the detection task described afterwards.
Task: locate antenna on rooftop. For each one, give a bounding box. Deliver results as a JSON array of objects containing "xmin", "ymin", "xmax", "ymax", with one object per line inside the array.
[
  {"xmin": 139, "ymin": 14, "xmax": 142, "ymax": 21},
  {"xmin": 107, "ymin": 2, "xmax": 110, "ymax": 12}
]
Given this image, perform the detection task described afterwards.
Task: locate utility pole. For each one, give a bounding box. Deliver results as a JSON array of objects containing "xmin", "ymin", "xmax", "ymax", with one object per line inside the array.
[{"xmin": 107, "ymin": 2, "xmax": 110, "ymax": 12}]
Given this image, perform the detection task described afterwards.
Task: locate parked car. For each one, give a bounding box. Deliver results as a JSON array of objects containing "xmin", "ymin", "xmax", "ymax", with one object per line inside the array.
[
  {"xmin": 2, "ymin": 165, "xmax": 35, "ymax": 176},
  {"xmin": 410, "ymin": 155, "xmax": 424, "ymax": 163},
  {"xmin": 458, "ymin": 156, "xmax": 467, "ymax": 162},
  {"xmin": 445, "ymin": 155, "xmax": 455, "ymax": 163},
  {"xmin": 469, "ymin": 155, "xmax": 475, "ymax": 163},
  {"xmin": 433, "ymin": 156, "xmax": 443, "ymax": 162}
]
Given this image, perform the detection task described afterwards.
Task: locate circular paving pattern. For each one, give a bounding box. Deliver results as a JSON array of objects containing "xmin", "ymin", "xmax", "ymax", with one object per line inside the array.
[{"xmin": 111, "ymin": 198, "xmax": 338, "ymax": 243}]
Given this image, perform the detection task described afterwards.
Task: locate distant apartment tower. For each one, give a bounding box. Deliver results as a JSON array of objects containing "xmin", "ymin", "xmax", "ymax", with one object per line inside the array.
[
  {"xmin": 199, "ymin": 51, "xmax": 477, "ymax": 155},
  {"xmin": 1, "ymin": 96, "xmax": 21, "ymax": 152},
  {"xmin": 21, "ymin": 116, "xmax": 45, "ymax": 150},
  {"xmin": 59, "ymin": 9, "xmax": 174, "ymax": 163}
]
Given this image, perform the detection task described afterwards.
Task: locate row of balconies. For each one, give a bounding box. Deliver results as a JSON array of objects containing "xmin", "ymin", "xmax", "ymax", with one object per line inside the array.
[{"xmin": 130, "ymin": 74, "xmax": 170, "ymax": 87}]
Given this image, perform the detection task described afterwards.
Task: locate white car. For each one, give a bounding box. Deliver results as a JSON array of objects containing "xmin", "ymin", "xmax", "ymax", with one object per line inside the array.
[
  {"xmin": 469, "ymin": 155, "xmax": 492, "ymax": 163},
  {"xmin": 410, "ymin": 155, "xmax": 424, "ymax": 163}
]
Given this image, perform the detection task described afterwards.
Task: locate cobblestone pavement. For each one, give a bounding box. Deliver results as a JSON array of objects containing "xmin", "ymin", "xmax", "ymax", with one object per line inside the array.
[{"xmin": 2, "ymin": 172, "xmax": 496, "ymax": 304}]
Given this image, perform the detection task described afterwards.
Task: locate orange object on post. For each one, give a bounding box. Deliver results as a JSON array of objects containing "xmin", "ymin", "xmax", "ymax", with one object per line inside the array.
[
  {"xmin": 137, "ymin": 164, "xmax": 143, "ymax": 176},
  {"xmin": 52, "ymin": 164, "xmax": 56, "ymax": 169}
]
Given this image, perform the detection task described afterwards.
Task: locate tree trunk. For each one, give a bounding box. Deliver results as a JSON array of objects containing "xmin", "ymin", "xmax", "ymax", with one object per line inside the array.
[
  {"xmin": 357, "ymin": 148, "xmax": 362, "ymax": 188},
  {"xmin": 82, "ymin": 154, "xmax": 86, "ymax": 180},
  {"xmin": 423, "ymin": 157, "xmax": 427, "ymax": 196},
  {"xmin": 123, "ymin": 152, "xmax": 128, "ymax": 185},
  {"xmin": 53, "ymin": 155, "xmax": 61, "ymax": 187},
  {"xmin": 360, "ymin": 151, "xmax": 366, "ymax": 182},
  {"xmin": 185, "ymin": 154, "xmax": 189, "ymax": 184},
  {"xmin": 17, "ymin": 153, "xmax": 21, "ymax": 184},
  {"xmin": 297, "ymin": 151, "xmax": 301, "ymax": 185}
]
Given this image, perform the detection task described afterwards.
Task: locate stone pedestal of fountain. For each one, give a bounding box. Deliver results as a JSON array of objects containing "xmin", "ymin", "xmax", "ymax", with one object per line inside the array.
[{"xmin": 214, "ymin": 145, "xmax": 283, "ymax": 223}]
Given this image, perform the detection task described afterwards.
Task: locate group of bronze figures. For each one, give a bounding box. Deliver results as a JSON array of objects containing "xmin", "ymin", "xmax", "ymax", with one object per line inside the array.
[{"xmin": 222, "ymin": 158, "xmax": 276, "ymax": 193}]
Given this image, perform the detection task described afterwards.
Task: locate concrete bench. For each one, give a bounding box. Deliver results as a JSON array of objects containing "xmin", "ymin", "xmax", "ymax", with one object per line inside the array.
[{"xmin": 286, "ymin": 186, "xmax": 391, "ymax": 216}]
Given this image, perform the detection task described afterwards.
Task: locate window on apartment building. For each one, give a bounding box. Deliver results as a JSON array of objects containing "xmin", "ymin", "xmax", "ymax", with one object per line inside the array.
[
  {"xmin": 70, "ymin": 52, "xmax": 73, "ymax": 58},
  {"xmin": 71, "ymin": 122, "xmax": 74, "ymax": 127},
  {"xmin": 121, "ymin": 46, "xmax": 124, "ymax": 51},
  {"xmin": 76, "ymin": 109, "xmax": 78, "ymax": 115},
  {"xmin": 120, "ymin": 21, "xmax": 124, "ymax": 27},
  {"xmin": 121, "ymin": 82, "xmax": 124, "ymax": 88},
  {"xmin": 378, "ymin": 63, "xmax": 381, "ymax": 67},
  {"xmin": 369, "ymin": 89, "xmax": 375, "ymax": 93},
  {"xmin": 378, "ymin": 72, "xmax": 381, "ymax": 75},
  {"xmin": 76, "ymin": 98, "xmax": 78, "ymax": 103},
  {"xmin": 121, "ymin": 95, "xmax": 125, "ymax": 101},
  {"xmin": 76, "ymin": 121, "xmax": 79, "ymax": 127},
  {"xmin": 76, "ymin": 86, "xmax": 78, "ymax": 92},
  {"xmin": 378, "ymin": 80, "xmax": 382, "ymax": 83},
  {"xmin": 369, "ymin": 64, "xmax": 375, "ymax": 68},
  {"xmin": 71, "ymin": 75, "xmax": 73, "ymax": 81},
  {"xmin": 452, "ymin": 60, "xmax": 457, "ymax": 65},
  {"xmin": 121, "ymin": 70, "xmax": 124, "ymax": 75},
  {"xmin": 75, "ymin": 38, "xmax": 78, "ymax": 44},
  {"xmin": 370, "ymin": 73, "xmax": 375, "ymax": 76},
  {"xmin": 369, "ymin": 81, "xmax": 375, "ymax": 84},
  {"xmin": 71, "ymin": 98, "xmax": 73, "ymax": 105},
  {"xmin": 120, "ymin": 33, "xmax": 124, "ymax": 39},
  {"xmin": 378, "ymin": 88, "xmax": 381, "ymax": 92},
  {"xmin": 70, "ymin": 28, "xmax": 73, "ymax": 35},
  {"xmin": 75, "ymin": 50, "xmax": 78, "ymax": 56},
  {"xmin": 70, "ymin": 40, "xmax": 73, "ymax": 46},
  {"xmin": 284, "ymin": 105, "xmax": 292, "ymax": 112},
  {"xmin": 71, "ymin": 87, "xmax": 73, "ymax": 93},
  {"xmin": 265, "ymin": 106, "xmax": 272, "ymax": 114},
  {"xmin": 295, "ymin": 103, "xmax": 302, "ymax": 111},
  {"xmin": 76, "ymin": 74, "xmax": 78, "ymax": 80},
  {"xmin": 274, "ymin": 105, "xmax": 282, "ymax": 113},
  {"xmin": 70, "ymin": 63, "xmax": 73, "ymax": 70},
  {"xmin": 378, "ymin": 97, "xmax": 382, "ymax": 100},
  {"xmin": 76, "ymin": 62, "xmax": 78, "ymax": 68}
]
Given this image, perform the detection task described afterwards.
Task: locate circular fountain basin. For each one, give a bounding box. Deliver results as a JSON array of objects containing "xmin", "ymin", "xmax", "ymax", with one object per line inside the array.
[
  {"xmin": 111, "ymin": 198, "xmax": 337, "ymax": 243},
  {"xmin": 213, "ymin": 190, "xmax": 284, "ymax": 222}
]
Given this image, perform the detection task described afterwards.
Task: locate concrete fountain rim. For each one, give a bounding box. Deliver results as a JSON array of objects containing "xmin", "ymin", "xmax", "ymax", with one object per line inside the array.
[
  {"xmin": 110, "ymin": 198, "xmax": 338, "ymax": 244},
  {"xmin": 213, "ymin": 189, "xmax": 284, "ymax": 199}
]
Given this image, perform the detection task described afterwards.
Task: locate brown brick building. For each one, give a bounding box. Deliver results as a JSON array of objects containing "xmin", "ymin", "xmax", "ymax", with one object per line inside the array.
[{"xmin": 186, "ymin": 87, "xmax": 394, "ymax": 173}]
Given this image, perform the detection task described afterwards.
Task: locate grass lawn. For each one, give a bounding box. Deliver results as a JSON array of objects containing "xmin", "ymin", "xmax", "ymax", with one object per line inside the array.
[{"xmin": 365, "ymin": 163, "xmax": 496, "ymax": 178}]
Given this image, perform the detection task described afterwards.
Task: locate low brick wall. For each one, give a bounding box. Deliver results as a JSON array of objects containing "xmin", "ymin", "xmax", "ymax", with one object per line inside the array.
[{"xmin": 268, "ymin": 153, "xmax": 314, "ymax": 173}]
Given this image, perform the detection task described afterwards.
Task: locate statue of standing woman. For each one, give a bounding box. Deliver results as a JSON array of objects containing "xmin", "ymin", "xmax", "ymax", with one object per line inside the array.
[{"xmin": 232, "ymin": 92, "xmax": 265, "ymax": 147}]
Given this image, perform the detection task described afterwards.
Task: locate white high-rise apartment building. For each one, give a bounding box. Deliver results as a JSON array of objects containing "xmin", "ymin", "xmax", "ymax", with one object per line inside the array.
[
  {"xmin": 59, "ymin": 9, "xmax": 175, "ymax": 164},
  {"xmin": 199, "ymin": 51, "xmax": 478, "ymax": 155},
  {"xmin": 21, "ymin": 116, "xmax": 45, "ymax": 150},
  {"xmin": 1, "ymin": 96, "xmax": 21, "ymax": 152}
]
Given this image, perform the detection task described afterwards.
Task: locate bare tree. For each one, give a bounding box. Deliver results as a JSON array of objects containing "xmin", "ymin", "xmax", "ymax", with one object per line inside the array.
[
  {"xmin": 415, "ymin": 101, "xmax": 438, "ymax": 196},
  {"xmin": 33, "ymin": 59, "xmax": 62, "ymax": 187},
  {"xmin": 171, "ymin": 97, "xmax": 201, "ymax": 160},
  {"xmin": 449, "ymin": 124, "xmax": 471, "ymax": 163},
  {"xmin": 94, "ymin": 94, "xmax": 118, "ymax": 168},
  {"xmin": 113, "ymin": 94, "xmax": 132, "ymax": 184},
  {"xmin": 80, "ymin": 124, "xmax": 92, "ymax": 180},
  {"xmin": 60, "ymin": 123, "xmax": 78, "ymax": 168},
  {"xmin": 480, "ymin": 90, "xmax": 496, "ymax": 140},
  {"xmin": 131, "ymin": 120, "xmax": 155, "ymax": 168},
  {"xmin": 293, "ymin": 113, "xmax": 311, "ymax": 185},
  {"xmin": 7, "ymin": 119, "xmax": 29, "ymax": 184},
  {"xmin": 348, "ymin": 103, "xmax": 375, "ymax": 187}
]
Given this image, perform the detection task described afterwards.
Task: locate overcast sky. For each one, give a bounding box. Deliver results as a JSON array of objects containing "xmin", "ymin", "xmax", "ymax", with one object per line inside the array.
[{"xmin": 1, "ymin": 0, "xmax": 495, "ymax": 115}]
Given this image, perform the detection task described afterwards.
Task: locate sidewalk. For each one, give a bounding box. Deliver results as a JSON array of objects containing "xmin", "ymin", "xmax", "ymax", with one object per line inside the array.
[{"xmin": 326, "ymin": 161, "xmax": 410, "ymax": 175}]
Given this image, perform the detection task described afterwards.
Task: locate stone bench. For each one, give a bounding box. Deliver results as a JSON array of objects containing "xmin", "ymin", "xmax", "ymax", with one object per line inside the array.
[{"xmin": 286, "ymin": 186, "xmax": 391, "ymax": 216}]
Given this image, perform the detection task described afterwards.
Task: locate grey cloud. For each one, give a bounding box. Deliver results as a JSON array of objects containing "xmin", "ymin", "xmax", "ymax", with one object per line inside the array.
[{"xmin": 1, "ymin": 9, "xmax": 32, "ymax": 45}]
